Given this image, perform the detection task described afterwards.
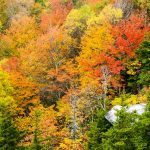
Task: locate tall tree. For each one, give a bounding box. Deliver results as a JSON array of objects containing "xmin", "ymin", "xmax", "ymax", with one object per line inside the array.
[{"xmin": 0, "ymin": 70, "xmax": 21, "ymax": 149}]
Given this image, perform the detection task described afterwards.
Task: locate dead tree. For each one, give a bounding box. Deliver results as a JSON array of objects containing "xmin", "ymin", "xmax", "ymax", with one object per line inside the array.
[
  {"xmin": 114, "ymin": 0, "xmax": 134, "ymax": 18},
  {"xmin": 100, "ymin": 65, "xmax": 111, "ymax": 110}
]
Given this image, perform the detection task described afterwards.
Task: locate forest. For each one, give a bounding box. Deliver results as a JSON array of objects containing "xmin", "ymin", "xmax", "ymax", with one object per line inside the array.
[{"xmin": 0, "ymin": 0, "xmax": 150, "ymax": 149}]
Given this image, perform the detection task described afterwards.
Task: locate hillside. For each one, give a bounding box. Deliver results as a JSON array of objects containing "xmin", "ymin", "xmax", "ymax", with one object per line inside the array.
[{"xmin": 0, "ymin": 0, "xmax": 150, "ymax": 149}]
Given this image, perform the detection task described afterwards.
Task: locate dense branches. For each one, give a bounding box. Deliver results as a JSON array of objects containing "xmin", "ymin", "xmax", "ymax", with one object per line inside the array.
[{"xmin": 0, "ymin": 0, "xmax": 149, "ymax": 149}]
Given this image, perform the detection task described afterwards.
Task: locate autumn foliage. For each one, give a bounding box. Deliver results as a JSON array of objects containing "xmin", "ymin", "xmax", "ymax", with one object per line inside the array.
[{"xmin": 0, "ymin": 0, "xmax": 149, "ymax": 149}]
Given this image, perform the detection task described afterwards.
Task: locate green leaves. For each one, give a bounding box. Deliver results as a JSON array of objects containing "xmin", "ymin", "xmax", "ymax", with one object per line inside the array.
[
  {"xmin": 88, "ymin": 90, "xmax": 150, "ymax": 150},
  {"xmin": 0, "ymin": 0, "xmax": 8, "ymax": 31},
  {"xmin": 89, "ymin": 108, "xmax": 150, "ymax": 150},
  {"xmin": 0, "ymin": 70, "xmax": 13, "ymax": 103},
  {"xmin": 64, "ymin": 5, "xmax": 95, "ymax": 37},
  {"xmin": 136, "ymin": 35, "xmax": 150, "ymax": 86},
  {"xmin": 0, "ymin": 70, "xmax": 22, "ymax": 149},
  {"xmin": 88, "ymin": 110, "xmax": 112, "ymax": 150}
]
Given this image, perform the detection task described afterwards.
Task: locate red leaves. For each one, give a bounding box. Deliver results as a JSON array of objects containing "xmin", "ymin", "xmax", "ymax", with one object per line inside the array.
[
  {"xmin": 78, "ymin": 14, "xmax": 149, "ymax": 88},
  {"xmin": 112, "ymin": 14, "xmax": 149, "ymax": 59},
  {"xmin": 89, "ymin": 52, "xmax": 123, "ymax": 78}
]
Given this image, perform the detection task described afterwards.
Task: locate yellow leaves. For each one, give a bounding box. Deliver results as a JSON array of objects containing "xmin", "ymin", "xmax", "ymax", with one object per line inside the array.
[
  {"xmin": 15, "ymin": 116, "xmax": 31, "ymax": 131},
  {"xmin": 79, "ymin": 75, "xmax": 99, "ymax": 89},
  {"xmin": 0, "ymin": 21, "xmax": 3, "ymax": 31},
  {"xmin": 57, "ymin": 97, "xmax": 71, "ymax": 122},
  {"xmin": 134, "ymin": 0, "xmax": 150, "ymax": 10},
  {"xmin": 33, "ymin": 105, "xmax": 58, "ymax": 136},
  {"xmin": 58, "ymin": 138, "xmax": 74, "ymax": 150},
  {"xmin": 138, "ymin": 94, "xmax": 147, "ymax": 103},
  {"xmin": 3, "ymin": 16, "xmax": 38, "ymax": 49},
  {"xmin": 126, "ymin": 59, "xmax": 141, "ymax": 75},
  {"xmin": 112, "ymin": 93, "xmax": 148, "ymax": 106},
  {"xmin": 101, "ymin": 4, "xmax": 122, "ymax": 22},
  {"xmin": 64, "ymin": 4, "xmax": 95, "ymax": 35},
  {"xmin": 0, "ymin": 69, "xmax": 17, "ymax": 115},
  {"xmin": 9, "ymin": 72, "xmax": 40, "ymax": 115},
  {"xmin": 125, "ymin": 95, "xmax": 138, "ymax": 105},
  {"xmin": 19, "ymin": 33, "xmax": 50, "ymax": 80},
  {"xmin": 126, "ymin": 69, "xmax": 136, "ymax": 75},
  {"xmin": 87, "ymin": 4, "xmax": 122, "ymax": 27},
  {"xmin": 77, "ymin": 23, "xmax": 113, "ymax": 88},
  {"xmin": 58, "ymin": 138, "xmax": 83, "ymax": 150},
  {"xmin": 79, "ymin": 23, "xmax": 112, "ymax": 60},
  {"xmin": 19, "ymin": 26, "xmax": 74, "ymax": 82},
  {"xmin": 16, "ymin": 104, "xmax": 58, "ymax": 146},
  {"xmin": 48, "ymin": 27, "xmax": 73, "ymax": 58}
]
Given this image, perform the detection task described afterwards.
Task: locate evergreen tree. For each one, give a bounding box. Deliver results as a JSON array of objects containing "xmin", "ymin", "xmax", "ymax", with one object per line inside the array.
[
  {"xmin": 136, "ymin": 35, "xmax": 150, "ymax": 87},
  {"xmin": 88, "ymin": 110, "xmax": 112, "ymax": 150}
]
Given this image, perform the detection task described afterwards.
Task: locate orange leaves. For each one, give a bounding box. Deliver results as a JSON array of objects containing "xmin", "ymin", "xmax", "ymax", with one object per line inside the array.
[
  {"xmin": 45, "ymin": 61, "xmax": 78, "ymax": 105},
  {"xmin": 48, "ymin": 61, "xmax": 77, "ymax": 83},
  {"xmin": 10, "ymin": 72, "xmax": 40, "ymax": 115},
  {"xmin": 78, "ymin": 23, "xmax": 118, "ymax": 87},
  {"xmin": 40, "ymin": 0, "xmax": 73, "ymax": 31},
  {"xmin": 1, "ymin": 1, "xmax": 149, "ymax": 148},
  {"xmin": 93, "ymin": 52, "xmax": 123, "ymax": 75},
  {"xmin": 32, "ymin": 105, "xmax": 58, "ymax": 137},
  {"xmin": 19, "ymin": 26, "xmax": 73, "ymax": 82},
  {"xmin": 3, "ymin": 16, "xmax": 38, "ymax": 49},
  {"xmin": 78, "ymin": 51, "xmax": 123, "ymax": 88},
  {"xmin": 48, "ymin": 26, "xmax": 73, "ymax": 59},
  {"xmin": 19, "ymin": 33, "xmax": 50, "ymax": 81},
  {"xmin": 1, "ymin": 57, "xmax": 19, "ymax": 72},
  {"xmin": 16, "ymin": 104, "xmax": 58, "ymax": 146},
  {"xmin": 77, "ymin": 14, "xmax": 149, "ymax": 89}
]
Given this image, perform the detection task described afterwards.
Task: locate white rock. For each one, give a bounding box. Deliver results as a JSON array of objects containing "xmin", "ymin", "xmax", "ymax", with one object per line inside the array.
[
  {"xmin": 127, "ymin": 103, "xmax": 147, "ymax": 115},
  {"xmin": 105, "ymin": 103, "xmax": 147, "ymax": 123},
  {"xmin": 105, "ymin": 105, "xmax": 122, "ymax": 123}
]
